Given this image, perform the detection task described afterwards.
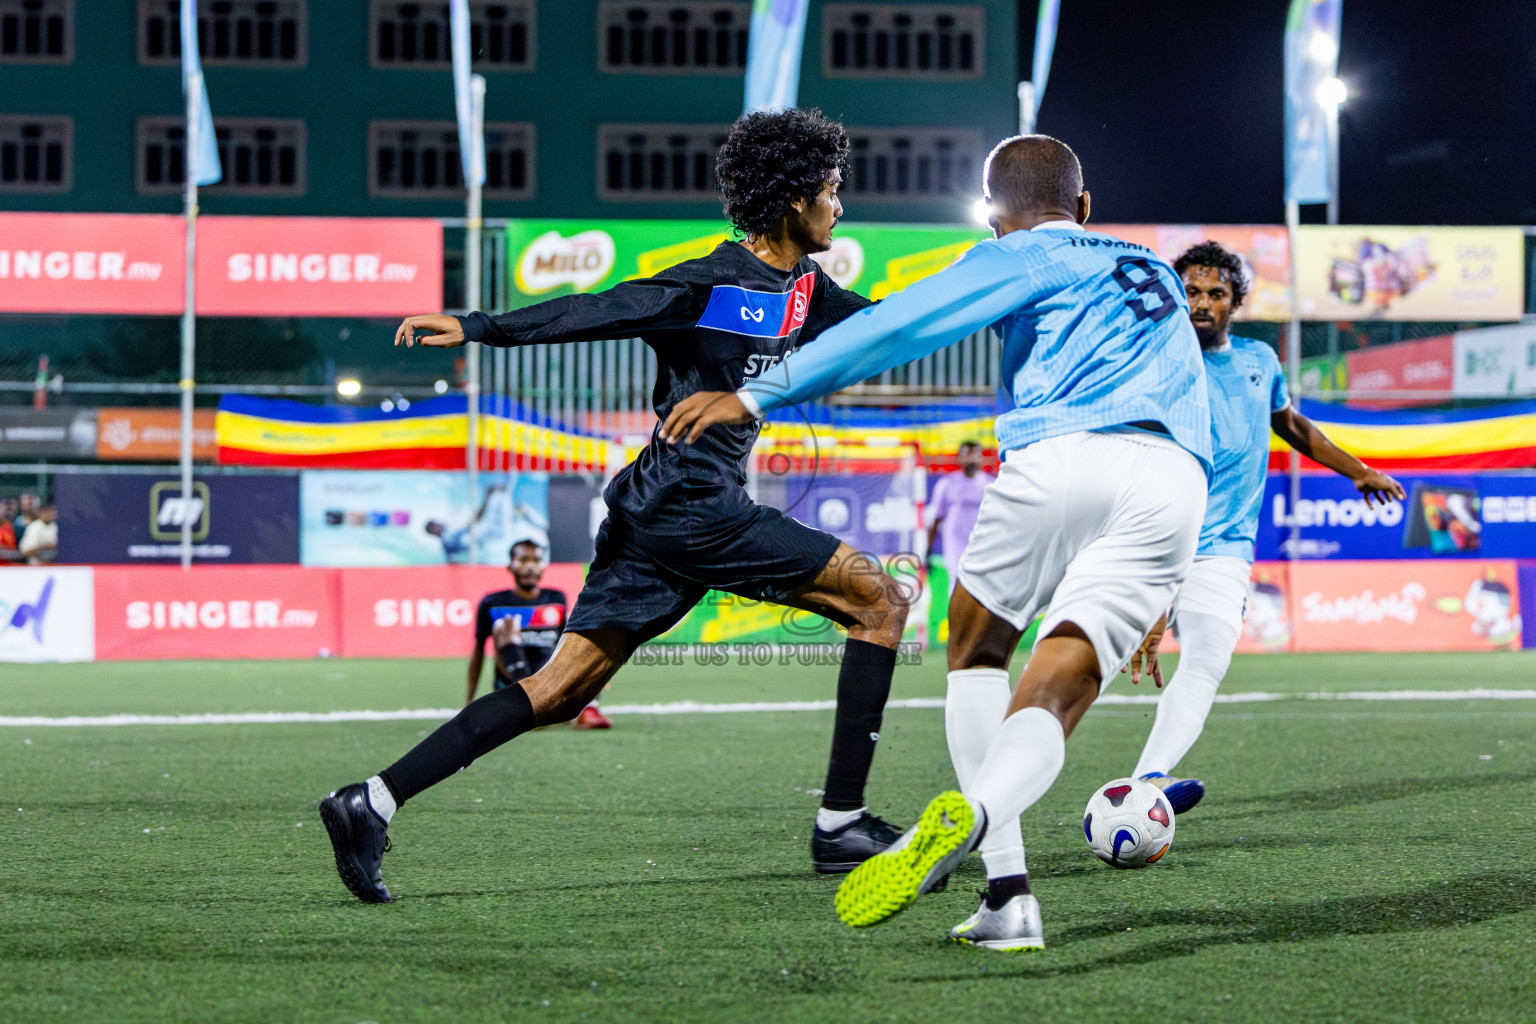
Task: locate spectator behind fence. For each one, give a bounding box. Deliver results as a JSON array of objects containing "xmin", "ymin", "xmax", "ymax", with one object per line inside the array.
[
  {"xmin": 14, "ymin": 492, "xmax": 38, "ymax": 536},
  {"xmin": 20, "ymin": 504, "xmax": 57, "ymax": 565},
  {"xmin": 0, "ymin": 498, "xmax": 19, "ymax": 563}
]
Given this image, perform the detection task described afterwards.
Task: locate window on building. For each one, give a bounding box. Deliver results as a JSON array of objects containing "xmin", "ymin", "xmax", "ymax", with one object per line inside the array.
[
  {"xmin": 844, "ymin": 128, "xmax": 983, "ymax": 201},
  {"xmin": 0, "ymin": 0, "xmax": 71, "ymax": 63},
  {"xmin": 822, "ymin": 4, "xmax": 983, "ymax": 79},
  {"xmin": 598, "ymin": 2, "xmax": 748, "ymax": 73},
  {"xmin": 597, "ymin": 124, "xmax": 728, "ymax": 200},
  {"xmin": 139, "ymin": 1, "xmax": 306, "ymax": 66},
  {"xmin": 371, "ymin": 1, "xmax": 534, "ymax": 69},
  {"xmin": 369, "ymin": 120, "xmax": 534, "ymax": 199},
  {"xmin": 0, "ymin": 115, "xmax": 70, "ymax": 192},
  {"xmin": 138, "ymin": 116, "xmax": 305, "ymax": 195}
]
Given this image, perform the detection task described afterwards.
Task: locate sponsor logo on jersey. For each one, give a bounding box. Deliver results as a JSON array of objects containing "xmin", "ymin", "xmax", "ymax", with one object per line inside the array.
[
  {"xmin": 489, "ymin": 603, "xmax": 566, "ymax": 629},
  {"xmin": 696, "ymin": 273, "xmax": 816, "ymax": 338}
]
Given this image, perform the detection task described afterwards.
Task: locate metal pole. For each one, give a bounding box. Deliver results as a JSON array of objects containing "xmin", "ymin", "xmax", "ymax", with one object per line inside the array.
[
  {"xmin": 1285, "ymin": 198, "xmax": 1302, "ymax": 566},
  {"xmin": 179, "ymin": 70, "xmax": 201, "ymax": 571},
  {"xmin": 464, "ymin": 75, "xmax": 485, "ymax": 563},
  {"xmin": 1017, "ymin": 81, "xmax": 1035, "ymax": 136},
  {"xmin": 1325, "ymin": 102, "xmax": 1340, "ymax": 227}
]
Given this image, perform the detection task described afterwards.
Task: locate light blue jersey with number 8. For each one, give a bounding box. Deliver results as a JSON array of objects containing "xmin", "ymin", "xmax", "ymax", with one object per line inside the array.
[{"xmin": 742, "ymin": 221, "xmax": 1213, "ymax": 479}]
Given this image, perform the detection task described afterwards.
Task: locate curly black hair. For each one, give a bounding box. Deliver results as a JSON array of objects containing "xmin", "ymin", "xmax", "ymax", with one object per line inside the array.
[
  {"xmin": 1173, "ymin": 241, "xmax": 1249, "ymax": 308},
  {"xmin": 716, "ymin": 109, "xmax": 850, "ymax": 237}
]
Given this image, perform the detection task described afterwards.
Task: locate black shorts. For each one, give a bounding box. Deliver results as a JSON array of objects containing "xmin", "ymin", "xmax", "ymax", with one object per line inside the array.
[{"xmin": 566, "ymin": 504, "xmax": 842, "ymax": 643}]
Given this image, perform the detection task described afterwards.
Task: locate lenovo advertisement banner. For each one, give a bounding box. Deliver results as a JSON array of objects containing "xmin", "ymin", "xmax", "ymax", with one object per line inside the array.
[
  {"xmin": 0, "ymin": 567, "xmax": 94, "ymax": 663},
  {"xmin": 196, "ymin": 216, "xmax": 442, "ymax": 316},
  {"xmin": 1295, "ymin": 226, "xmax": 1524, "ymax": 322},
  {"xmin": 93, "ymin": 566, "xmax": 340, "ymax": 661},
  {"xmin": 0, "ymin": 212, "xmax": 184, "ymax": 314},
  {"xmin": 1258, "ymin": 471, "xmax": 1536, "ymax": 561},
  {"xmin": 299, "ymin": 470, "xmax": 548, "ymax": 567},
  {"xmin": 1289, "ymin": 560, "xmax": 1522, "ymax": 652},
  {"xmin": 96, "ymin": 408, "xmax": 218, "ymax": 461},
  {"xmin": 337, "ymin": 564, "xmax": 586, "ymax": 659},
  {"xmin": 55, "ymin": 473, "xmax": 299, "ymax": 564}
]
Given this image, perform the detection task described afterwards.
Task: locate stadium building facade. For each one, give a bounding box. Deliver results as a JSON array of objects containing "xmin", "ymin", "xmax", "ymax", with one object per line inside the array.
[{"xmin": 0, "ymin": 0, "xmax": 1018, "ymax": 224}]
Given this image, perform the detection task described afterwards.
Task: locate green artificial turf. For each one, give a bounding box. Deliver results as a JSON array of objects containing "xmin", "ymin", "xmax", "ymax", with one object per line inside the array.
[{"xmin": 2, "ymin": 652, "xmax": 1535, "ymax": 1022}]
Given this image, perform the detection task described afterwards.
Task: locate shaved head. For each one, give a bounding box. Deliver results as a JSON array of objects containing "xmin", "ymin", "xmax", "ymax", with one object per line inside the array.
[{"xmin": 984, "ymin": 135, "xmax": 1083, "ymax": 216}]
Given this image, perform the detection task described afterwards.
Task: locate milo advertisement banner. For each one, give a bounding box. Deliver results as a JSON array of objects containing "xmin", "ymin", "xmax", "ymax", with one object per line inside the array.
[{"xmin": 505, "ymin": 219, "xmax": 990, "ymax": 307}]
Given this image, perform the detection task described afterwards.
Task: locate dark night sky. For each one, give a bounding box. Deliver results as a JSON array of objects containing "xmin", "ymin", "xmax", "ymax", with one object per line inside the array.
[{"xmin": 1029, "ymin": 1, "xmax": 1536, "ymax": 225}]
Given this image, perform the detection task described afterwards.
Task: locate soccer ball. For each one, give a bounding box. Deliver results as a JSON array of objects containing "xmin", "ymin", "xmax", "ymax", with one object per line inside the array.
[{"xmin": 1083, "ymin": 778, "xmax": 1175, "ymax": 868}]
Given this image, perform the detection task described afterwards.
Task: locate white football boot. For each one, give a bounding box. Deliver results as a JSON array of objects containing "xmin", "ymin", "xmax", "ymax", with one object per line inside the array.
[{"xmin": 949, "ymin": 893, "xmax": 1045, "ymax": 951}]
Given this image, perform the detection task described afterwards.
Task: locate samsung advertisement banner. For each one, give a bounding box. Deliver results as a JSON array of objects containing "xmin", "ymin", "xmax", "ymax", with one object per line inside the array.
[
  {"xmin": 1257, "ymin": 471, "xmax": 1536, "ymax": 561},
  {"xmin": 56, "ymin": 474, "xmax": 300, "ymax": 564},
  {"xmin": 299, "ymin": 471, "xmax": 549, "ymax": 567}
]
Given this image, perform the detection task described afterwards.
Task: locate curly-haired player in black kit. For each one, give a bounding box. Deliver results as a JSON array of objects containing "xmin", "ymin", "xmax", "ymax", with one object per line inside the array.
[{"xmin": 320, "ymin": 109, "xmax": 911, "ymax": 903}]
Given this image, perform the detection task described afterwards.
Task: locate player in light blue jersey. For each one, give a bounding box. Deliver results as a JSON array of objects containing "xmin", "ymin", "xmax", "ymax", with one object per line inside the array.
[
  {"xmin": 1130, "ymin": 241, "xmax": 1404, "ymax": 812},
  {"xmin": 664, "ymin": 136, "xmax": 1211, "ymax": 950}
]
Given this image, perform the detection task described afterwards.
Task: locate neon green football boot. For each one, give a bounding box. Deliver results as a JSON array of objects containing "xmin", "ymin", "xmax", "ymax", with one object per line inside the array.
[{"xmin": 834, "ymin": 790, "xmax": 984, "ymax": 928}]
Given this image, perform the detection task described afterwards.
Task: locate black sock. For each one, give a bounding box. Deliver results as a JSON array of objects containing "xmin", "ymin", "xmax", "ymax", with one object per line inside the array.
[
  {"xmin": 379, "ymin": 683, "xmax": 536, "ymax": 805},
  {"xmin": 985, "ymin": 873, "xmax": 1031, "ymax": 910},
  {"xmin": 821, "ymin": 639, "xmax": 898, "ymax": 811}
]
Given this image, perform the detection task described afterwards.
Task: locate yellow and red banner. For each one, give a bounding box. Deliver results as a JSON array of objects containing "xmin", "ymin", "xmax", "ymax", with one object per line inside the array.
[{"xmin": 1269, "ymin": 398, "xmax": 1536, "ymax": 471}]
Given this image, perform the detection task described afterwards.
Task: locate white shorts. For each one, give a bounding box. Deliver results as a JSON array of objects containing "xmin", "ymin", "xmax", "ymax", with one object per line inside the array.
[
  {"xmin": 1170, "ymin": 555, "xmax": 1252, "ymax": 642},
  {"xmin": 956, "ymin": 430, "xmax": 1207, "ymax": 683}
]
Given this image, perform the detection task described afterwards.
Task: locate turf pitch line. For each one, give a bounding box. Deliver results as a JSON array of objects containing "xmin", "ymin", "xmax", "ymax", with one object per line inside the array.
[{"xmin": 2, "ymin": 689, "xmax": 1536, "ymax": 727}]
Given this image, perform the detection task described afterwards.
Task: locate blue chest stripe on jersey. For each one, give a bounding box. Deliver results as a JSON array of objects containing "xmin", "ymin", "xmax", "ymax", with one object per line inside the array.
[{"xmin": 698, "ymin": 284, "xmax": 794, "ymax": 338}]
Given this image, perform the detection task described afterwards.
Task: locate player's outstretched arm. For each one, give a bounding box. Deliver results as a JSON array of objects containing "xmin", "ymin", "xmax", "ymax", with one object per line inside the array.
[
  {"xmin": 1271, "ymin": 406, "xmax": 1406, "ymax": 507},
  {"xmin": 737, "ymin": 241, "xmax": 1040, "ymax": 417}
]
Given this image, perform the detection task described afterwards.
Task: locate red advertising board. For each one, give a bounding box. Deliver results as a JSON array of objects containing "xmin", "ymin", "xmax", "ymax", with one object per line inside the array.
[
  {"xmin": 337, "ymin": 564, "xmax": 586, "ymax": 659},
  {"xmin": 0, "ymin": 212, "xmax": 184, "ymax": 314},
  {"xmin": 1289, "ymin": 559, "xmax": 1522, "ymax": 652},
  {"xmin": 93, "ymin": 566, "xmax": 341, "ymax": 661},
  {"xmin": 196, "ymin": 216, "xmax": 442, "ymax": 316},
  {"xmin": 1344, "ymin": 335, "xmax": 1455, "ymax": 407},
  {"xmin": 1160, "ymin": 562, "xmax": 1293, "ymax": 656}
]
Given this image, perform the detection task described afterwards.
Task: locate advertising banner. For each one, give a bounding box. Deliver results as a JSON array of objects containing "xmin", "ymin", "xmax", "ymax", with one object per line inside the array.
[
  {"xmin": 196, "ymin": 216, "xmax": 442, "ymax": 316},
  {"xmin": 55, "ymin": 473, "xmax": 299, "ymax": 564},
  {"xmin": 1161, "ymin": 562, "xmax": 1293, "ymax": 656},
  {"xmin": 1344, "ymin": 335, "xmax": 1454, "ymax": 405},
  {"xmin": 1453, "ymin": 322, "xmax": 1536, "ymax": 398},
  {"xmin": 1096, "ymin": 225, "xmax": 1293, "ymax": 321},
  {"xmin": 96, "ymin": 408, "xmax": 218, "ymax": 461},
  {"xmin": 1295, "ymin": 226, "xmax": 1524, "ymax": 322},
  {"xmin": 504, "ymin": 219, "xmax": 989, "ymax": 308},
  {"xmin": 0, "ymin": 212, "xmax": 184, "ymax": 314},
  {"xmin": 1290, "ymin": 559, "xmax": 1522, "ymax": 652},
  {"xmin": 299, "ymin": 470, "xmax": 548, "ymax": 567},
  {"xmin": 0, "ymin": 408, "xmax": 97, "ymax": 457},
  {"xmin": 93, "ymin": 566, "xmax": 340, "ymax": 661},
  {"xmin": 337, "ymin": 563, "xmax": 585, "ymax": 659},
  {"xmin": 1258, "ymin": 471, "xmax": 1536, "ymax": 561},
  {"xmin": 0, "ymin": 567, "xmax": 94, "ymax": 663}
]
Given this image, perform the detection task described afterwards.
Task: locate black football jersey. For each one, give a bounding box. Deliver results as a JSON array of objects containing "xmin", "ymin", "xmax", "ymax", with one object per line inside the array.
[{"xmin": 458, "ymin": 242, "xmax": 871, "ymax": 532}]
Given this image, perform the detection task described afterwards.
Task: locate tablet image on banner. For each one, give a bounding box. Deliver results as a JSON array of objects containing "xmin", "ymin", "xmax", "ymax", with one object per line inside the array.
[{"xmin": 300, "ymin": 471, "xmax": 548, "ymax": 566}]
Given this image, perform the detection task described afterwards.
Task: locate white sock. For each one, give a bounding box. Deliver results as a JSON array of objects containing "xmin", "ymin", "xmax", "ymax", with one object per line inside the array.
[
  {"xmin": 968, "ymin": 707, "xmax": 1066, "ymax": 830},
  {"xmin": 945, "ymin": 668, "xmax": 1025, "ymax": 876},
  {"xmin": 817, "ymin": 806, "xmax": 866, "ymax": 831},
  {"xmin": 1132, "ymin": 611, "xmax": 1235, "ymax": 778},
  {"xmin": 365, "ymin": 775, "xmax": 397, "ymax": 825}
]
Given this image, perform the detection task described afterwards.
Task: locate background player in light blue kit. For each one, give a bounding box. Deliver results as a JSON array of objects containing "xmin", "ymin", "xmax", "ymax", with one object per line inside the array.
[
  {"xmin": 664, "ymin": 135, "xmax": 1212, "ymax": 951},
  {"xmin": 1130, "ymin": 241, "xmax": 1405, "ymax": 811}
]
